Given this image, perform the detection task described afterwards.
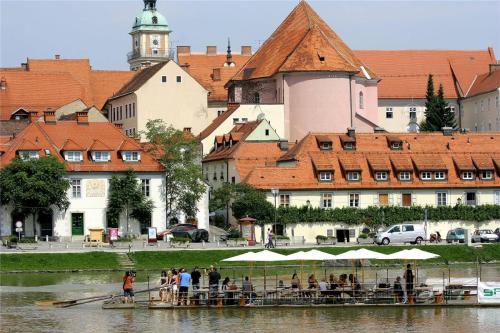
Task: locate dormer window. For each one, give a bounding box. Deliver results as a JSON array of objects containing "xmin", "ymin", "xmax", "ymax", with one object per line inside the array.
[
  {"xmin": 435, "ymin": 171, "xmax": 446, "ymax": 180},
  {"xmin": 421, "ymin": 172, "xmax": 432, "ymax": 181},
  {"xmin": 480, "ymin": 170, "xmax": 493, "ymax": 180},
  {"xmin": 18, "ymin": 150, "xmax": 39, "ymax": 160},
  {"xmin": 122, "ymin": 151, "xmax": 140, "ymax": 162},
  {"xmin": 319, "ymin": 171, "xmax": 332, "ymax": 182},
  {"xmin": 344, "ymin": 142, "xmax": 354, "ymax": 150},
  {"xmin": 320, "ymin": 142, "xmax": 332, "ymax": 150},
  {"xmin": 462, "ymin": 171, "xmax": 474, "ymax": 180},
  {"xmin": 92, "ymin": 151, "xmax": 111, "ymax": 162},
  {"xmin": 391, "ymin": 142, "xmax": 401, "ymax": 150},
  {"xmin": 375, "ymin": 171, "xmax": 388, "ymax": 181},
  {"xmin": 65, "ymin": 151, "xmax": 83, "ymax": 162},
  {"xmin": 399, "ymin": 171, "xmax": 411, "ymax": 181},
  {"xmin": 347, "ymin": 171, "xmax": 360, "ymax": 181}
]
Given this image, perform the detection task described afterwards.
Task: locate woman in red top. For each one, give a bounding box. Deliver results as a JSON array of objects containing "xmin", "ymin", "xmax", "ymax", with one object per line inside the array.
[{"xmin": 123, "ymin": 271, "xmax": 135, "ymax": 303}]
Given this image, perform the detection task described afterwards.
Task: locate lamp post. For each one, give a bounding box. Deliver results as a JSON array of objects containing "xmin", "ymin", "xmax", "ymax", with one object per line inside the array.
[{"xmin": 271, "ymin": 188, "xmax": 279, "ymax": 245}]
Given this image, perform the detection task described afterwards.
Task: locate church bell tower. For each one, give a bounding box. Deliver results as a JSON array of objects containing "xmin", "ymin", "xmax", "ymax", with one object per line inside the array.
[{"xmin": 127, "ymin": 0, "xmax": 171, "ymax": 71}]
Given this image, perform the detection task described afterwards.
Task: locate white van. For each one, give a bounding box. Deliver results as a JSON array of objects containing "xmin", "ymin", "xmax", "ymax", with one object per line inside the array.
[{"xmin": 374, "ymin": 224, "xmax": 425, "ymax": 245}]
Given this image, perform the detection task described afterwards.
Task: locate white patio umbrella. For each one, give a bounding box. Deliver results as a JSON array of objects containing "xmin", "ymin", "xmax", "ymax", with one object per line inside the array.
[
  {"xmin": 384, "ymin": 248, "xmax": 439, "ymax": 285},
  {"xmin": 335, "ymin": 249, "xmax": 387, "ymax": 285},
  {"xmin": 221, "ymin": 251, "xmax": 256, "ymax": 262},
  {"xmin": 286, "ymin": 250, "xmax": 336, "ymax": 284}
]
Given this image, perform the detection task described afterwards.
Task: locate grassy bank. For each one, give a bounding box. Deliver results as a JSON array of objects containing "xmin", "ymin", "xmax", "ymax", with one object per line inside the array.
[
  {"xmin": 129, "ymin": 244, "xmax": 500, "ymax": 270},
  {"xmin": 0, "ymin": 252, "xmax": 120, "ymax": 272},
  {"xmin": 1, "ymin": 244, "xmax": 499, "ymax": 272}
]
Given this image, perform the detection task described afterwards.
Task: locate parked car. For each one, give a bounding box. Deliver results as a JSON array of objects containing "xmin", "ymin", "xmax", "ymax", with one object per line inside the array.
[
  {"xmin": 189, "ymin": 229, "xmax": 209, "ymax": 242},
  {"xmin": 494, "ymin": 228, "xmax": 500, "ymax": 241},
  {"xmin": 471, "ymin": 229, "xmax": 499, "ymax": 243},
  {"xmin": 157, "ymin": 224, "xmax": 197, "ymax": 240},
  {"xmin": 446, "ymin": 228, "xmax": 466, "ymax": 243},
  {"xmin": 375, "ymin": 224, "xmax": 425, "ymax": 245}
]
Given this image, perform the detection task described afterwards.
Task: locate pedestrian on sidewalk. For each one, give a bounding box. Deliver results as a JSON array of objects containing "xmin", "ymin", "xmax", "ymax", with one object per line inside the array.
[{"xmin": 265, "ymin": 228, "xmax": 274, "ymax": 249}]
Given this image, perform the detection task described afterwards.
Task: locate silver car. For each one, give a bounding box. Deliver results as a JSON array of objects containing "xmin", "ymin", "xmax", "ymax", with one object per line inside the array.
[
  {"xmin": 375, "ymin": 224, "xmax": 426, "ymax": 245},
  {"xmin": 471, "ymin": 229, "xmax": 499, "ymax": 243}
]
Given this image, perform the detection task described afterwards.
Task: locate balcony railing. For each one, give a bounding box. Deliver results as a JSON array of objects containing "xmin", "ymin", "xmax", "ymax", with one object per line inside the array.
[{"xmin": 127, "ymin": 48, "xmax": 171, "ymax": 61}]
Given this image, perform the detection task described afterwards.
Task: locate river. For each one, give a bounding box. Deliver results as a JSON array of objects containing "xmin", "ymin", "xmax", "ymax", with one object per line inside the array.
[{"xmin": 1, "ymin": 266, "xmax": 499, "ymax": 333}]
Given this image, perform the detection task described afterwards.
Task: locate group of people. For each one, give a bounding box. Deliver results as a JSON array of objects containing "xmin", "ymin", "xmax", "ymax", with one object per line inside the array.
[{"xmin": 158, "ymin": 267, "xmax": 201, "ymax": 305}]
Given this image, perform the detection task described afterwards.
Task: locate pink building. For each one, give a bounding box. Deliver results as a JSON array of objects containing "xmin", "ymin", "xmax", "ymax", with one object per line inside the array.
[{"xmin": 226, "ymin": 1, "xmax": 380, "ymax": 141}]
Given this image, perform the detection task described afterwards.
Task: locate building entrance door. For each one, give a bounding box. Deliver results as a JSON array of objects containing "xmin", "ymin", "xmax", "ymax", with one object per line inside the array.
[
  {"xmin": 71, "ymin": 213, "xmax": 84, "ymax": 236},
  {"xmin": 336, "ymin": 229, "xmax": 350, "ymax": 243},
  {"xmin": 38, "ymin": 210, "xmax": 53, "ymax": 237}
]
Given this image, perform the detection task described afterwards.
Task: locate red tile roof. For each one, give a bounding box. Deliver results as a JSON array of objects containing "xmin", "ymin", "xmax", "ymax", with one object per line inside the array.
[
  {"xmin": 109, "ymin": 62, "xmax": 168, "ymax": 99},
  {"xmin": 243, "ymin": 132, "xmax": 500, "ymax": 190},
  {"xmin": 355, "ymin": 49, "xmax": 496, "ymax": 99},
  {"xmin": 466, "ymin": 69, "xmax": 500, "ymax": 98},
  {"xmin": 0, "ymin": 58, "xmax": 134, "ymax": 120},
  {"xmin": 198, "ymin": 103, "xmax": 240, "ymax": 140},
  {"xmin": 177, "ymin": 54, "xmax": 251, "ymax": 102},
  {"xmin": 0, "ymin": 120, "xmax": 163, "ymax": 172},
  {"xmin": 89, "ymin": 139, "xmax": 112, "ymax": 151},
  {"xmin": 61, "ymin": 139, "xmax": 84, "ymax": 151},
  {"xmin": 229, "ymin": 1, "xmax": 376, "ymax": 83}
]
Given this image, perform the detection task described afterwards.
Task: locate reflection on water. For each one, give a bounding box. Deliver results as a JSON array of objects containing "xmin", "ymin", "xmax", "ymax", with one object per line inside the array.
[{"xmin": 1, "ymin": 266, "xmax": 499, "ymax": 333}]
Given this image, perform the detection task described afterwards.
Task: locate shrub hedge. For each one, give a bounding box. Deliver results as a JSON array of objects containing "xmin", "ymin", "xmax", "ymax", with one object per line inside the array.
[{"xmin": 273, "ymin": 205, "xmax": 500, "ymax": 226}]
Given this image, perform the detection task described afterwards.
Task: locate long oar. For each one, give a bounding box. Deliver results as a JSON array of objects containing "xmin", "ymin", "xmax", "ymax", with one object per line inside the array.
[
  {"xmin": 61, "ymin": 286, "xmax": 161, "ymax": 308},
  {"xmin": 40, "ymin": 286, "xmax": 161, "ymax": 308}
]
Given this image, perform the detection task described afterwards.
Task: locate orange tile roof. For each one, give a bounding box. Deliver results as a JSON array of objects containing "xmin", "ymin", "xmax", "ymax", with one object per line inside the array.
[
  {"xmin": 109, "ymin": 62, "xmax": 168, "ymax": 99},
  {"xmin": 198, "ymin": 103, "xmax": 240, "ymax": 140},
  {"xmin": 472, "ymin": 155, "xmax": 495, "ymax": 170},
  {"xmin": 177, "ymin": 54, "xmax": 251, "ymax": 101},
  {"xmin": 61, "ymin": 139, "xmax": 84, "ymax": 151},
  {"xmin": 355, "ymin": 49, "xmax": 495, "ymax": 99},
  {"xmin": 203, "ymin": 120, "xmax": 262, "ymax": 158},
  {"xmin": 310, "ymin": 152, "xmax": 334, "ymax": 171},
  {"xmin": 0, "ymin": 120, "xmax": 163, "ymax": 172},
  {"xmin": 118, "ymin": 139, "xmax": 142, "ymax": 151},
  {"xmin": 243, "ymin": 132, "xmax": 500, "ymax": 190},
  {"xmin": 229, "ymin": 1, "xmax": 376, "ymax": 82},
  {"xmin": 88, "ymin": 139, "xmax": 112, "ymax": 151},
  {"xmin": 466, "ymin": 69, "xmax": 500, "ymax": 98},
  {"xmin": 452, "ymin": 155, "xmax": 474, "ymax": 171},
  {"xmin": 0, "ymin": 58, "xmax": 134, "ymax": 120}
]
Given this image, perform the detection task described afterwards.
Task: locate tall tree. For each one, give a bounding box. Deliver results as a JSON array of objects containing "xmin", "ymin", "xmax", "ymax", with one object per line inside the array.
[
  {"xmin": 420, "ymin": 75, "xmax": 456, "ymax": 131},
  {"xmin": 107, "ymin": 170, "xmax": 154, "ymax": 234},
  {"xmin": 0, "ymin": 156, "xmax": 70, "ymax": 233},
  {"xmin": 142, "ymin": 119, "xmax": 205, "ymax": 225}
]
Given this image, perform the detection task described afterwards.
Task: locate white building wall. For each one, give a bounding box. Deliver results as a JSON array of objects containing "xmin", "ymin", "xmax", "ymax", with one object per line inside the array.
[{"xmin": 461, "ymin": 89, "xmax": 500, "ymax": 132}]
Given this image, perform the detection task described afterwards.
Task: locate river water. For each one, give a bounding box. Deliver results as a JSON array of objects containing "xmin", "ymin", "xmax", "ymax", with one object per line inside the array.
[{"xmin": 1, "ymin": 266, "xmax": 499, "ymax": 333}]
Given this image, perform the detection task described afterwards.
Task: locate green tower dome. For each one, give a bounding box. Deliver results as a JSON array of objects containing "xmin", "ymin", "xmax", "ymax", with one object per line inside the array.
[{"xmin": 131, "ymin": 0, "xmax": 170, "ymax": 33}]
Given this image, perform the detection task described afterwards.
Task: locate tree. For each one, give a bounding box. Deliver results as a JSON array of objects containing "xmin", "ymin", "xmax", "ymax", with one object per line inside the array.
[
  {"xmin": 420, "ymin": 75, "xmax": 456, "ymax": 131},
  {"xmin": 107, "ymin": 169, "xmax": 154, "ymax": 234},
  {"xmin": 210, "ymin": 183, "xmax": 274, "ymax": 224},
  {"xmin": 0, "ymin": 156, "xmax": 70, "ymax": 234},
  {"xmin": 142, "ymin": 119, "xmax": 205, "ymax": 225}
]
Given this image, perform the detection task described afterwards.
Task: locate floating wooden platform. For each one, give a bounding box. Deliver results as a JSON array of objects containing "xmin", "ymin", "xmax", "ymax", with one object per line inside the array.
[{"xmin": 102, "ymin": 301, "xmax": 138, "ymax": 309}]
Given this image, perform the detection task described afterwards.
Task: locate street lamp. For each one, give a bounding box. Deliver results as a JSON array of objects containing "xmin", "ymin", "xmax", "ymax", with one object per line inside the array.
[{"xmin": 271, "ymin": 188, "xmax": 279, "ymax": 245}]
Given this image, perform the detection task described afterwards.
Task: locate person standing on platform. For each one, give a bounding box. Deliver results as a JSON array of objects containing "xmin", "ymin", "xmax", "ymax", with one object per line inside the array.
[
  {"xmin": 178, "ymin": 268, "xmax": 191, "ymax": 305},
  {"xmin": 403, "ymin": 264, "xmax": 414, "ymax": 303}
]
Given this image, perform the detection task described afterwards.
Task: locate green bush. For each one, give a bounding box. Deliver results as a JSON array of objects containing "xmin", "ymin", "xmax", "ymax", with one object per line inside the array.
[
  {"xmin": 227, "ymin": 229, "xmax": 241, "ymax": 239},
  {"xmin": 316, "ymin": 235, "xmax": 328, "ymax": 241},
  {"xmin": 115, "ymin": 235, "xmax": 137, "ymax": 242},
  {"xmin": 275, "ymin": 235, "xmax": 290, "ymax": 240},
  {"xmin": 358, "ymin": 233, "xmax": 368, "ymax": 239},
  {"xmin": 227, "ymin": 237, "xmax": 247, "ymax": 242},
  {"xmin": 171, "ymin": 237, "xmax": 190, "ymax": 243},
  {"xmin": 18, "ymin": 237, "xmax": 37, "ymax": 243}
]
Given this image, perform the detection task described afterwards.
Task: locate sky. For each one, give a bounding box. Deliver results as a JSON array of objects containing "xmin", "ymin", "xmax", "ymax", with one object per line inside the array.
[{"xmin": 1, "ymin": 0, "xmax": 499, "ymax": 70}]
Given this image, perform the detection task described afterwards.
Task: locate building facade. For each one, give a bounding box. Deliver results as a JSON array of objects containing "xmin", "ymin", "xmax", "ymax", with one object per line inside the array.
[
  {"xmin": 106, "ymin": 61, "xmax": 209, "ymax": 138},
  {"xmin": 128, "ymin": 0, "xmax": 172, "ymax": 71},
  {"xmin": 0, "ymin": 112, "xmax": 167, "ymax": 240},
  {"xmin": 461, "ymin": 66, "xmax": 500, "ymax": 132}
]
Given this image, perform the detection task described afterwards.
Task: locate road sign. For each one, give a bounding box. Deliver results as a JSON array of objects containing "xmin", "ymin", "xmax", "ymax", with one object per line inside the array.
[
  {"xmin": 15, "ymin": 227, "xmax": 23, "ymax": 233},
  {"xmin": 15, "ymin": 221, "xmax": 22, "ymax": 228}
]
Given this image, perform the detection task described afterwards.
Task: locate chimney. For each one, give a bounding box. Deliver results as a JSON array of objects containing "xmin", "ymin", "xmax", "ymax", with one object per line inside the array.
[
  {"xmin": 28, "ymin": 111, "xmax": 39, "ymax": 123},
  {"xmin": 54, "ymin": 54, "xmax": 61, "ymax": 60},
  {"xmin": 212, "ymin": 68, "xmax": 221, "ymax": 81},
  {"xmin": 114, "ymin": 123, "xmax": 123, "ymax": 129},
  {"xmin": 241, "ymin": 46, "xmax": 252, "ymax": 56},
  {"xmin": 20, "ymin": 63, "xmax": 28, "ymax": 70},
  {"xmin": 442, "ymin": 127, "xmax": 453, "ymax": 136},
  {"xmin": 76, "ymin": 111, "xmax": 89, "ymax": 124},
  {"xmin": 489, "ymin": 64, "xmax": 500, "ymax": 73},
  {"xmin": 180, "ymin": 63, "xmax": 190, "ymax": 73},
  {"xmin": 0, "ymin": 77, "xmax": 6, "ymax": 90},
  {"xmin": 279, "ymin": 140, "xmax": 289, "ymax": 151},
  {"xmin": 43, "ymin": 110, "xmax": 56, "ymax": 124},
  {"xmin": 347, "ymin": 127, "xmax": 356, "ymax": 138},
  {"xmin": 206, "ymin": 46, "xmax": 217, "ymax": 56},
  {"xmin": 177, "ymin": 46, "xmax": 191, "ymax": 56}
]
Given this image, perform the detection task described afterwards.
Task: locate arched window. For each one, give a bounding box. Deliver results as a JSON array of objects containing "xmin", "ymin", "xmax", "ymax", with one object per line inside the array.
[
  {"xmin": 359, "ymin": 92, "xmax": 364, "ymax": 109},
  {"xmin": 254, "ymin": 92, "xmax": 260, "ymax": 104},
  {"xmin": 152, "ymin": 16, "xmax": 158, "ymax": 24}
]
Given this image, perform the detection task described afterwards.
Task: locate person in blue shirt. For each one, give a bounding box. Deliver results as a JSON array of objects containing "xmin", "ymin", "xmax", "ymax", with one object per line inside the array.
[{"xmin": 178, "ymin": 268, "xmax": 191, "ymax": 305}]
